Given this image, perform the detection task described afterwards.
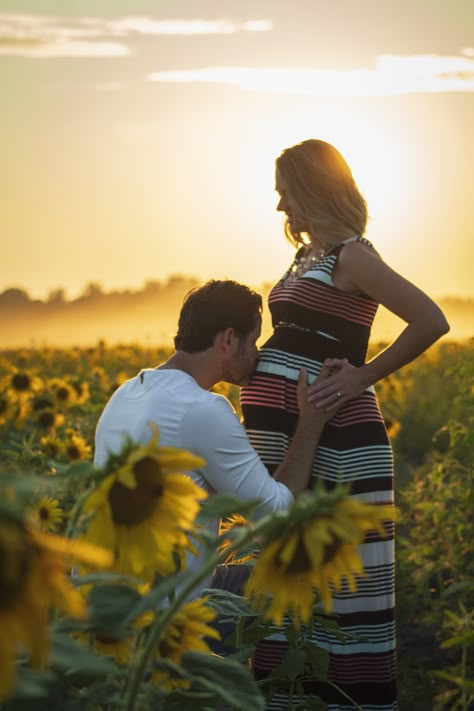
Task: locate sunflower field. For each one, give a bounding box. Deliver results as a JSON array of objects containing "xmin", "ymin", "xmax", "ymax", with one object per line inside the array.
[{"xmin": 0, "ymin": 339, "xmax": 472, "ymax": 710}]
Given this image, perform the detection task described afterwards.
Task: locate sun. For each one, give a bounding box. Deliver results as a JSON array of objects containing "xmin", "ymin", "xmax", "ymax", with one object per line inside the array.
[
  {"xmin": 333, "ymin": 115, "xmax": 407, "ymax": 226},
  {"xmin": 239, "ymin": 105, "xmax": 414, "ymax": 257}
]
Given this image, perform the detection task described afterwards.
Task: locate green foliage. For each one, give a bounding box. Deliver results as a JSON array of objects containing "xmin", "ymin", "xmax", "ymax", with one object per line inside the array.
[
  {"xmin": 161, "ymin": 652, "xmax": 266, "ymax": 710},
  {"xmin": 1, "ymin": 338, "xmax": 473, "ymax": 709},
  {"xmin": 197, "ymin": 492, "xmax": 262, "ymax": 521},
  {"xmin": 375, "ymin": 340, "xmax": 470, "ymax": 471},
  {"xmin": 394, "ymin": 341, "xmax": 473, "ymax": 709}
]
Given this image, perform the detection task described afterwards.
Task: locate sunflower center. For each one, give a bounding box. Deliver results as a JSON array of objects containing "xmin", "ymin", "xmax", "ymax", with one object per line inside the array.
[
  {"xmin": 322, "ymin": 540, "xmax": 342, "ymax": 566},
  {"xmin": 96, "ymin": 631, "xmax": 120, "ymax": 644},
  {"xmin": 158, "ymin": 638, "xmax": 172, "ymax": 657},
  {"xmin": 0, "ymin": 518, "xmax": 32, "ymax": 609},
  {"xmin": 158, "ymin": 627, "xmax": 183, "ymax": 658},
  {"xmin": 67, "ymin": 445, "xmax": 81, "ymax": 460},
  {"xmin": 39, "ymin": 506, "xmax": 50, "ymax": 521},
  {"xmin": 43, "ymin": 440, "xmax": 61, "ymax": 456},
  {"xmin": 33, "ymin": 396, "xmax": 53, "ymax": 411},
  {"xmin": 56, "ymin": 387, "xmax": 70, "ymax": 401},
  {"xmin": 38, "ymin": 411, "xmax": 55, "ymax": 428},
  {"xmin": 276, "ymin": 533, "xmax": 313, "ymax": 575},
  {"xmin": 0, "ymin": 398, "xmax": 7, "ymax": 414},
  {"xmin": 12, "ymin": 373, "xmax": 31, "ymax": 391},
  {"xmin": 109, "ymin": 456, "xmax": 164, "ymax": 526}
]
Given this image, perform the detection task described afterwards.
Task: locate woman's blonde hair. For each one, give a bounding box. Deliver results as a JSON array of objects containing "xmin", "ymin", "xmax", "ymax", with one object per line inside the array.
[{"xmin": 276, "ymin": 139, "xmax": 368, "ymax": 251}]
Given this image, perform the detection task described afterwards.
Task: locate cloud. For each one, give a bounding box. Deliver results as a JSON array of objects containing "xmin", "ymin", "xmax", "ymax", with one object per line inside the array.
[
  {"xmin": 0, "ymin": 13, "xmax": 128, "ymax": 57},
  {"xmin": 149, "ymin": 50, "xmax": 474, "ymax": 96},
  {"xmin": 0, "ymin": 40, "xmax": 130, "ymax": 58},
  {"xmin": 99, "ymin": 17, "xmax": 273, "ymax": 36},
  {"xmin": 0, "ymin": 13, "xmax": 272, "ymax": 58}
]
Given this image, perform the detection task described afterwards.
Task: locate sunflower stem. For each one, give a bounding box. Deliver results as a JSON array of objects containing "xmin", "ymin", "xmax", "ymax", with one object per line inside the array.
[
  {"xmin": 327, "ymin": 680, "xmax": 363, "ymax": 710},
  {"xmin": 234, "ymin": 614, "xmax": 244, "ymax": 653},
  {"xmin": 122, "ymin": 522, "xmax": 264, "ymax": 711},
  {"xmin": 288, "ymin": 678, "xmax": 295, "ymax": 709},
  {"xmin": 64, "ymin": 481, "xmax": 95, "ymax": 539},
  {"xmin": 460, "ymin": 642, "xmax": 468, "ymax": 711}
]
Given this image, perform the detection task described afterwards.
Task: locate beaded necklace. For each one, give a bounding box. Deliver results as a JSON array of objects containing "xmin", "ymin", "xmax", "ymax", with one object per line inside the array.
[{"xmin": 284, "ymin": 245, "xmax": 326, "ymax": 285}]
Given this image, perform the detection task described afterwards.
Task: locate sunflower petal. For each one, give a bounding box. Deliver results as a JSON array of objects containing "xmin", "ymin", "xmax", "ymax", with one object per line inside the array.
[{"xmin": 31, "ymin": 529, "xmax": 114, "ymax": 568}]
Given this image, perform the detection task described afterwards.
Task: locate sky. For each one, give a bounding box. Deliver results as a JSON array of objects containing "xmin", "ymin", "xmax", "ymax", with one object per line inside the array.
[{"xmin": 0, "ymin": 0, "xmax": 473, "ymax": 301}]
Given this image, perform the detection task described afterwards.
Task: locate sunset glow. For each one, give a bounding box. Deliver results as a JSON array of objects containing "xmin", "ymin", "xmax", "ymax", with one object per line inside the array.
[
  {"xmin": 149, "ymin": 51, "xmax": 474, "ymax": 96},
  {"xmin": 0, "ymin": 1, "xmax": 473, "ymax": 305}
]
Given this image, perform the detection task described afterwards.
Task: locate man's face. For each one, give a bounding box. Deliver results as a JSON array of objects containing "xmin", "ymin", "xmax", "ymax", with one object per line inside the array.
[{"xmin": 222, "ymin": 318, "xmax": 261, "ymax": 386}]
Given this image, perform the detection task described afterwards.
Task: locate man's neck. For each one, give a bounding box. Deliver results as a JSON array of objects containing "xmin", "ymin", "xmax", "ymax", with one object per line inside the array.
[{"xmin": 156, "ymin": 351, "xmax": 219, "ymax": 391}]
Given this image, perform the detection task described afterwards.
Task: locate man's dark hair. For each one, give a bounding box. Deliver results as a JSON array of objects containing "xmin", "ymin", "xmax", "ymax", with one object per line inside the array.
[{"xmin": 174, "ymin": 280, "xmax": 262, "ymax": 353}]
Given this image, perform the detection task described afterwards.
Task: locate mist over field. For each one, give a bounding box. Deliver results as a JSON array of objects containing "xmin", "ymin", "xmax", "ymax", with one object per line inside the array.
[{"xmin": 0, "ymin": 277, "xmax": 472, "ymax": 349}]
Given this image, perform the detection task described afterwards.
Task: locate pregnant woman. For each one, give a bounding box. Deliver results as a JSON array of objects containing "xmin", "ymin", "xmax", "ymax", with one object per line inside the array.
[{"xmin": 241, "ymin": 138, "xmax": 449, "ymax": 710}]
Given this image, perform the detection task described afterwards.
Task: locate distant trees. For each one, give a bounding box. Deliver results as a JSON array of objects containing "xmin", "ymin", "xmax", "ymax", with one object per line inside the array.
[
  {"xmin": 0, "ymin": 280, "xmax": 471, "ymax": 348},
  {"xmin": 0, "ymin": 288, "xmax": 31, "ymax": 305},
  {"xmin": 47, "ymin": 288, "xmax": 66, "ymax": 305},
  {"xmin": 78, "ymin": 282, "xmax": 104, "ymax": 301}
]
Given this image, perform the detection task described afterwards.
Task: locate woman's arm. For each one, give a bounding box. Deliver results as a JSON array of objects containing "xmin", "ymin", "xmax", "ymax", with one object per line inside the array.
[{"xmin": 309, "ymin": 241, "xmax": 450, "ymax": 410}]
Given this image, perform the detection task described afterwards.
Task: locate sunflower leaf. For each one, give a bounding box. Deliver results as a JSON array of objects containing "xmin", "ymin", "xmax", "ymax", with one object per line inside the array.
[
  {"xmin": 0, "ymin": 472, "xmax": 53, "ymax": 498},
  {"xmin": 73, "ymin": 680, "xmax": 123, "ymax": 711},
  {"xmin": 4, "ymin": 666, "xmax": 56, "ymax": 702},
  {"xmin": 70, "ymin": 571, "xmax": 142, "ymax": 587},
  {"xmin": 123, "ymin": 569, "xmax": 194, "ymax": 621},
  {"xmin": 440, "ymin": 630, "xmax": 474, "ymax": 649},
  {"xmin": 202, "ymin": 587, "xmax": 256, "ymax": 617},
  {"xmin": 179, "ymin": 651, "xmax": 265, "ymax": 710},
  {"xmin": 87, "ymin": 583, "xmax": 143, "ymax": 637},
  {"xmin": 149, "ymin": 688, "xmax": 218, "ymax": 710},
  {"xmin": 196, "ymin": 494, "xmax": 262, "ymax": 520},
  {"xmin": 225, "ymin": 617, "xmax": 278, "ymax": 646},
  {"xmin": 313, "ymin": 613, "xmax": 346, "ymax": 641},
  {"xmin": 277, "ymin": 647, "xmax": 307, "ymax": 682},
  {"xmin": 50, "ymin": 632, "xmax": 119, "ymax": 677},
  {"xmin": 301, "ymin": 642, "xmax": 329, "ymax": 678},
  {"xmin": 441, "ymin": 580, "xmax": 474, "ymax": 598},
  {"xmin": 50, "ymin": 460, "xmax": 98, "ymax": 480}
]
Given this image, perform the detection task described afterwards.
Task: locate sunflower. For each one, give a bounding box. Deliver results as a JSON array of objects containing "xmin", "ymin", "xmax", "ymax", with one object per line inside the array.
[
  {"xmin": 92, "ymin": 632, "xmax": 134, "ymax": 666},
  {"xmin": 34, "ymin": 408, "xmax": 64, "ymax": 430},
  {"xmin": 63, "ymin": 432, "xmax": 92, "ymax": 461},
  {"xmin": 76, "ymin": 584, "xmax": 154, "ymax": 665},
  {"xmin": 31, "ymin": 392, "xmax": 54, "ymax": 413},
  {"xmin": 218, "ymin": 513, "xmax": 255, "ymax": 564},
  {"xmin": 0, "ymin": 392, "xmax": 17, "ymax": 426},
  {"xmin": 70, "ymin": 380, "xmax": 90, "ymax": 405},
  {"xmin": 89, "ymin": 366, "xmax": 110, "ymax": 394},
  {"xmin": 245, "ymin": 493, "xmax": 398, "ymax": 626},
  {"xmin": 40, "ymin": 434, "xmax": 64, "ymax": 458},
  {"xmin": 30, "ymin": 497, "xmax": 63, "ymax": 532},
  {"xmin": 0, "ymin": 511, "xmax": 113, "ymax": 699},
  {"xmin": 173, "ymin": 534, "xmax": 201, "ymax": 572},
  {"xmin": 48, "ymin": 378, "xmax": 77, "ymax": 409},
  {"xmin": 152, "ymin": 596, "xmax": 220, "ymax": 690},
  {"xmin": 384, "ymin": 416, "xmax": 401, "ymax": 439},
  {"xmin": 108, "ymin": 370, "xmax": 129, "ymax": 395},
  {"xmin": 7, "ymin": 368, "xmax": 42, "ymax": 396},
  {"xmin": 82, "ymin": 425, "xmax": 207, "ymax": 581},
  {"xmin": 11, "ymin": 373, "xmax": 31, "ymax": 392}
]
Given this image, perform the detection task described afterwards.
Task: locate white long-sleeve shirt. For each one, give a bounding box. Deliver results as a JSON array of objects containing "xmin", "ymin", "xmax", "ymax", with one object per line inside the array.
[{"xmin": 94, "ymin": 368, "xmax": 293, "ymax": 592}]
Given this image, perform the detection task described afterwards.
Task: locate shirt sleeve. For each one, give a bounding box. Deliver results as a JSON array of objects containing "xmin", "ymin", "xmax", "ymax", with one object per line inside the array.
[{"xmin": 180, "ymin": 395, "xmax": 294, "ymax": 517}]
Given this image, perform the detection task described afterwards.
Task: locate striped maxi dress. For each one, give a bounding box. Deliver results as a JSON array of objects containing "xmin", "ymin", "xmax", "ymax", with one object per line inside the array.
[{"xmin": 240, "ymin": 236, "xmax": 397, "ymax": 710}]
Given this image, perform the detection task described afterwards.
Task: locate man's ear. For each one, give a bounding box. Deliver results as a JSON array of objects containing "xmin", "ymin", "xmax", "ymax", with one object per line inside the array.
[{"xmin": 216, "ymin": 327, "xmax": 236, "ymax": 354}]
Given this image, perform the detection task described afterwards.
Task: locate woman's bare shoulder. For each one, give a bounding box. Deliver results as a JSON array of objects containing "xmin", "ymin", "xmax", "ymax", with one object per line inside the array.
[{"xmin": 338, "ymin": 238, "xmax": 383, "ymax": 267}]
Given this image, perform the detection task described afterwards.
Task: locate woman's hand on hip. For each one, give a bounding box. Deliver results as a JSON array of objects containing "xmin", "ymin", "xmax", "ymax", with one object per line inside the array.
[{"xmin": 307, "ymin": 358, "xmax": 369, "ymax": 411}]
